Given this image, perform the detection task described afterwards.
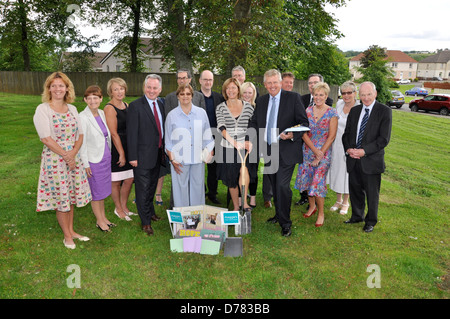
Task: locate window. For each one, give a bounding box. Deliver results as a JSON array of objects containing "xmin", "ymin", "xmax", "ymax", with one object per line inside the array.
[
  {"xmin": 409, "ymin": 63, "xmax": 413, "ymax": 69},
  {"xmin": 392, "ymin": 62, "xmax": 398, "ymax": 68}
]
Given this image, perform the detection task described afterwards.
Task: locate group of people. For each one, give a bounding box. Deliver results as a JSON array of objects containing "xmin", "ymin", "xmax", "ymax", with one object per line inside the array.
[{"xmin": 33, "ymin": 66, "xmax": 392, "ymax": 249}]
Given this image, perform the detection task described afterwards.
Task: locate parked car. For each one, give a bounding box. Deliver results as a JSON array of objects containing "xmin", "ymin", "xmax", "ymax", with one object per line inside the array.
[
  {"xmin": 396, "ymin": 79, "xmax": 411, "ymax": 84},
  {"xmin": 388, "ymin": 90, "xmax": 405, "ymax": 108},
  {"xmin": 409, "ymin": 94, "xmax": 450, "ymax": 116},
  {"xmin": 432, "ymin": 76, "xmax": 443, "ymax": 81},
  {"xmin": 405, "ymin": 87, "xmax": 428, "ymax": 96}
]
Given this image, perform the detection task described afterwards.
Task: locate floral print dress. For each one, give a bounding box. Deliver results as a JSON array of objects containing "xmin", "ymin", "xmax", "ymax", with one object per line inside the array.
[
  {"xmin": 36, "ymin": 110, "xmax": 91, "ymax": 212},
  {"xmin": 294, "ymin": 106, "xmax": 339, "ymax": 197}
]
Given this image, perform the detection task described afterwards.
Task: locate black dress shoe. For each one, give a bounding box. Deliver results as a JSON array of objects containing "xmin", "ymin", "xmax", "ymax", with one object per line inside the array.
[
  {"xmin": 208, "ymin": 196, "xmax": 221, "ymax": 204},
  {"xmin": 363, "ymin": 225, "xmax": 374, "ymax": 233},
  {"xmin": 266, "ymin": 216, "xmax": 278, "ymax": 224},
  {"xmin": 295, "ymin": 198, "xmax": 308, "ymax": 206},
  {"xmin": 281, "ymin": 227, "xmax": 292, "ymax": 237},
  {"xmin": 344, "ymin": 219, "xmax": 363, "ymax": 224}
]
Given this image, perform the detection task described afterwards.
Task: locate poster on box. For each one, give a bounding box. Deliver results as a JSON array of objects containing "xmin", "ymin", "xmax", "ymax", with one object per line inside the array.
[{"xmin": 167, "ymin": 205, "xmax": 228, "ymax": 238}]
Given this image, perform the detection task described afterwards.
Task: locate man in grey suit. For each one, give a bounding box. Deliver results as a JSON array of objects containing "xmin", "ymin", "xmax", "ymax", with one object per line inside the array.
[
  {"xmin": 342, "ymin": 81, "xmax": 392, "ymax": 233},
  {"xmin": 164, "ymin": 69, "xmax": 206, "ymax": 116}
]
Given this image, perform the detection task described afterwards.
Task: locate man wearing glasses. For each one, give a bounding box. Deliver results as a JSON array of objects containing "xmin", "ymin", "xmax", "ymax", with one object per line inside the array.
[{"xmin": 164, "ymin": 69, "xmax": 206, "ymax": 117}]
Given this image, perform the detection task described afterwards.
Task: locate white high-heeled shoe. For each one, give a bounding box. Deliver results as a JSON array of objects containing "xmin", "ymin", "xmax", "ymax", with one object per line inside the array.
[
  {"xmin": 339, "ymin": 204, "xmax": 350, "ymax": 215},
  {"xmin": 114, "ymin": 209, "xmax": 132, "ymax": 221},
  {"xmin": 330, "ymin": 201, "xmax": 343, "ymax": 212},
  {"xmin": 73, "ymin": 235, "xmax": 90, "ymax": 241},
  {"xmin": 63, "ymin": 239, "xmax": 76, "ymax": 249}
]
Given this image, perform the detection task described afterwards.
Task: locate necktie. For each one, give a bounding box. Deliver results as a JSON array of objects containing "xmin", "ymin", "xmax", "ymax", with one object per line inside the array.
[
  {"xmin": 308, "ymin": 98, "xmax": 314, "ymax": 107},
  {"xmin": 356, "ymin": 108, "xmax": 369, "ymax": 149},
  {"xmin": 266, "ymin": 97, "xmax": 276, "ymax": 145},
  {"xmin": 153, "ymin": 101, "xmax": 162, "ymax": 148}
]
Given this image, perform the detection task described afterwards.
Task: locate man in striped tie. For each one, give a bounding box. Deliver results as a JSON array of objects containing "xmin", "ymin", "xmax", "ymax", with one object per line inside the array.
[{"xmin": 342, "ymin": 82, "xmax": 392, "ymax": 233}]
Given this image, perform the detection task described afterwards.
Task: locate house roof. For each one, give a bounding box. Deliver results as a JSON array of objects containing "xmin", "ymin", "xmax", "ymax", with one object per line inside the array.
[
  {"xmin": 60, "ymin": 51, "xmax": 109, "ymax": 69},
  {"xmin": 419, "ymin": 50, "xmax": 450, "ymax": 63},
  {"xmin": 99, "ymin": 37, "xmax": 160, "ymax": 65},
  {"xmin": 350, "ymin": 50, "xmax": 418, "ymax": 63}
]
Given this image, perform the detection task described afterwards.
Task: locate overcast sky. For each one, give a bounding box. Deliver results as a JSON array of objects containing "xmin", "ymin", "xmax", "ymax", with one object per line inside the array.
[
  {"xmin": 91, "ymin": 0, "xmax": 450, "ymax": 53},
  {"xmin": 326, "ymin": 0, "xmax": 450, "ymax": 52}
]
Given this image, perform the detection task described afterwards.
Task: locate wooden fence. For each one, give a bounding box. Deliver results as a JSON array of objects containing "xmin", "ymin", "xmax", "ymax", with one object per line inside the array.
[{"xmin": 0, "ymin": 71, "xmax": 339, "ymax": 102}]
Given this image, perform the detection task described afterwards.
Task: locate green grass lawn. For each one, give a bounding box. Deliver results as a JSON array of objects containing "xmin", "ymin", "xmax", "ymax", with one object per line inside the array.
[{"xmin": 0, "ymin": 92, "xmax": 448, "ymax": 300}]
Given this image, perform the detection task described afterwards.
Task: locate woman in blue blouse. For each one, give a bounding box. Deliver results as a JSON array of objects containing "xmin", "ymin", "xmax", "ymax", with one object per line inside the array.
[{"xmin": 165, "ymin": 84, "xmax": 214, "ymax": 207}]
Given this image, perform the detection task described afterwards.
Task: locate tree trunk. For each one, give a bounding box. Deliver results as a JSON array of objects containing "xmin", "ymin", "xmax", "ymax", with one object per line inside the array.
[
  {"xmin": 18, "ymin": 0, "xmax": 30, "ymax": 71},
  {"xmin": 167, "ymin": 0, "xmax": 196, "ymax": 88},
  {"xmin": 225, "ymin": 0, "xmax": 252, "ymax": 76},
  {"xmin": 130, "ymin": 0, "xmax": 141, "ymax": 73}
]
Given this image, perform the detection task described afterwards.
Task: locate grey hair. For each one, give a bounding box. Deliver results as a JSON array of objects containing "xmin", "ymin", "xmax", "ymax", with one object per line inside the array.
[
  {"xmin": 360, "ymin": 81, "xmax": 377, "ymax": 92},
  {"xmin": 177, "ymin": 69, "xmax": 191, "ymax": 78},
  {"xmin": 308, "ymin": 73, "xmax": 324, "ymax": 82},
  {"xmin": 263, "ymin": 69, "xmax": 282, "ymax": 82},
  {"xmin": 340, "ymin": 81, "xmax": 357, "ymax": 93},
  {"xmin": 232, "ymin": 65, "xmax": 246, "ymax": 76},
  {"xmin": 143, "ymin": 74, "xmax": 162, "ymax": 88}
]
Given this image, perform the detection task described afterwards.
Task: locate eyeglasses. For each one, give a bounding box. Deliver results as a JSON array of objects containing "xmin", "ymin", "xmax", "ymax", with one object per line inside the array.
[
  {"xmin": 341, "ymin": 91, "xmax": 355, "ymax": 96},
  {"xmin": 177, "ymin": 77, "xmax": 188, "ymax": 80},
  {"xmin": 179, "ymin": 93, "xmax": 192, "ymax": 96}
]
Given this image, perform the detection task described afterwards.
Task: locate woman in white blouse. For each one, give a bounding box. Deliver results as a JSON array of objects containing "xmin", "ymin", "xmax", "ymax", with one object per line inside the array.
[{"xmin": 327, "ymin": 81, "xmax": 358, "ymax": 215}]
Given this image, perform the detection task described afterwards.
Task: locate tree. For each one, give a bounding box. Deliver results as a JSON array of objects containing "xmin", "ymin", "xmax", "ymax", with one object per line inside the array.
[
  {"xmin": 357, "ymin": 45, "xmax": 393, "ymax": 104},
  {"xmin": 82, "ymin": 0, "xmax": 155, "ymax": 72}
]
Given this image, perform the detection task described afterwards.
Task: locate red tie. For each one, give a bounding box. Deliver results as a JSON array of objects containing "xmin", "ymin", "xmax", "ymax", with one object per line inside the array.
[{"xmin": 153, "ymin": 101, "xmax": 162, "ymax": 148}]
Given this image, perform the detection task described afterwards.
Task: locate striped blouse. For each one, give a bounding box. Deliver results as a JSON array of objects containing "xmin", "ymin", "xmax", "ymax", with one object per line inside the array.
[{"xmin": 216, "ymin": 100, "xmax": 254, "ymax": 148}]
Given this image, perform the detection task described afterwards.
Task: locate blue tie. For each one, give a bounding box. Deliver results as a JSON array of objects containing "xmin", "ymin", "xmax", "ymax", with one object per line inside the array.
[
  {"xmin": 267, "ymin": 97, "xmax": 276, "ymax": 145},
  {"xmin": 357, "ymin": 108, "xmax": 369, "ymax": 149}
]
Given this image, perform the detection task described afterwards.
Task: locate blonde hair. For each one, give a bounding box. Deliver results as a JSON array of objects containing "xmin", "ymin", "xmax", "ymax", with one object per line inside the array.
[
  {"xmin": 107, "ymin": 77, "xmax": 127, "ymax": 97},
  {"xmin": 241, "ymin": 82, "xmax": 257, "ymax": 106},
  {"xmin": 222, "ymin": 77, "xmax": 242, "ymax": 100},
  {"xmin": 312, "ymin": 82, "xmax": 330, "ymax": 96},
  {"xmin": 41, "ymin": 72, "xmax": 75, "ymax": 104}
]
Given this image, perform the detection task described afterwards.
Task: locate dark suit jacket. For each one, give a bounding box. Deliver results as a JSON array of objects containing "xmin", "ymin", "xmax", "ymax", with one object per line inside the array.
[
  {"xmin": 250, "ymin": 90, "xmax": 308, "ymax": 166},
  {"xmin": 301, "ymin": 93, "xmax": 334, "ymax": 108},
  {"xmin": 127, "ymin": 95, "xmax": 166, "ymax": 170},
  {"xmin": 199, "ymin": 90, "xmax": 224, "ymax": 128},
  {"xmin": 342, "ymin": 101, "xmax": 392, "ymax": 175}
]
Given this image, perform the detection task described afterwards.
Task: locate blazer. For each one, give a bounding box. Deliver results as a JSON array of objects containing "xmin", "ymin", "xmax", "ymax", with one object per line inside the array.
[
  {"xmin": 342, "ymin": 101, "xmax": 392, "ymax": 175},
  {"xmin": 163, "ymin": 91, "xmax": 206, "ymax": 117},
  {"xmin": 79, "ymin": 107, "xmax": 111, "ymax": 168},
  {"xmin": 127, "ymin": 95, "xmax": 166, "ymax": 170},
  {"xmin": 301, "ymin": 93, "xmax": 334, "ymax": 108},
  {"xmin": 250, "ymin": 90, "xmax": 308, "ymax": 165}
]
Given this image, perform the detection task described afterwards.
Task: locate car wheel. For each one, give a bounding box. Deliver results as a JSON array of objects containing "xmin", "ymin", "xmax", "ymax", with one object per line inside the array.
[
  {"xmin": 439, "ymin": 108, "xmax": 449, "ymax": 116},
  {"xmin": 396, "ymin": 104, "xmax": 403, "ymax": 109},
  {"xmin": 410, "ymin": 104, "xmax": 418, "ymax": 112}
]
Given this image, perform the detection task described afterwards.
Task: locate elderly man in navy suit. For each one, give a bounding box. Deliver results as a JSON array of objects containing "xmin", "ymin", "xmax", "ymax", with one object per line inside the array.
[
  {"xmin": 250, "ymin": 69, "xmax": 308, "ymax": 237},
  {"xmin": 342, "ymin": 81, "xmax": 392, "ymax": 233},
  {"xmin": 127, "ymin": 74, "xmax": 166, "ymax": 236}
]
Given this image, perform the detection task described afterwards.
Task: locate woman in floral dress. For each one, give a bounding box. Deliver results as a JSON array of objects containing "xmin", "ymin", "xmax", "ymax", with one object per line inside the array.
[
  {"xmin": 294, "ymin": 82, "xmax": 338, "ymax": 227},
  {"xmin": 33, "ymin": 72, "xmax": 92, "ymax": 249}
]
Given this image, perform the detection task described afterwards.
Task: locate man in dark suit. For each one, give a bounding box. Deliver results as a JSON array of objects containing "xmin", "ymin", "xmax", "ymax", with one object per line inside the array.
[
  {"xmin": 301, "ymin": 73, "xmax": 334, "ymax": 109},
  {"xmin": 296, "ymin": 73, "xmax": 334, "ymax": 206},
  {"xmin": 198, "ymin": 70, "xmax": 224, "ymax": 204},
  {"xmin": 342, "ymin": 81, "xmax": 392, "ymax": 233},
  {"xmin": 249, "ymin": 69, "xmax": 308, "ymax": 237},
  {"xmin": 127, "ymin": 74, "xmax": 166, "ymax": 236}
]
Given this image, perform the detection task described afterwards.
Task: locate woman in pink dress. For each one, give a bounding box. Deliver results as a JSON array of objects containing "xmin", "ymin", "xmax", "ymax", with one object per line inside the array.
[
  {"xmin": 294, "ymin": 82, "xmax": 338, "ymax": 227},
  {"xmin": 33, "ymin": 72, "xmax": 91, "ymax": 249}
]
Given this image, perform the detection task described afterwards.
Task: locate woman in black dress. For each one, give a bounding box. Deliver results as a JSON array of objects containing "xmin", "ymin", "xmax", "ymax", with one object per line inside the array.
[{"xmin": 104, "ymin": 78, "xmax": 135, "ymax": 221}]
